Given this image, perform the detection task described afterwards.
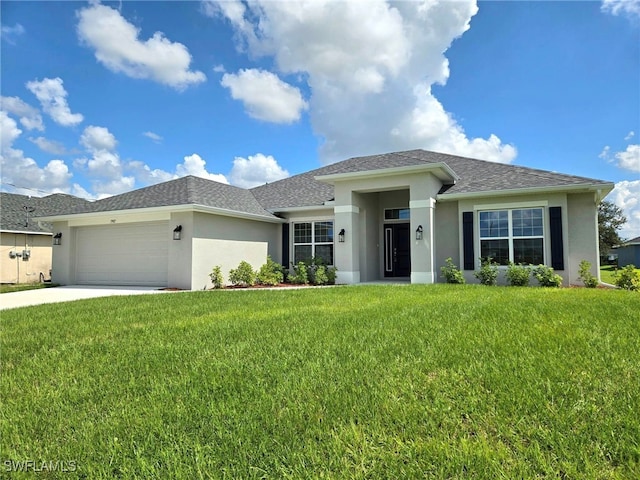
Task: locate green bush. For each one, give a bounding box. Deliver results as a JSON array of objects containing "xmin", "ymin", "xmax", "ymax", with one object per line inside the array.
[
  {"xmin": 314, "ymin": 265, "xmax": 329, "ymax": 285},
  {"xmin": 578, "ymin": 260, "xmax": 598, "ymax": 288},
  {"xmin": 326, "ymin": 266, "xmax": 337, "ymax": 285},
  {"xmin": 440, "ymin": 257, "xmax": 466, "ymax": 284},
  {"xmin": 474, "ymin": 257, "xmax": 499, "ymax": 286},
  {"xmin": 532, "ymin": 264, "xmax": 563, "ymax": 287},
  {"xmin": 290, "ymin": 262, "xmax": 309, "ymax": 285},
  {"xmin": 615, "ymin": 264, "xmax": 640, "ymax": 291},
  {"xmin": 209, "ymin": 265, "xmax": 225, "ymax": 289},
  {"xmin": 257, "ymin": 256, "xmax": 284, "ymax": 286},
  {"xmin": 229, "ymin": 261, "xmax": 256, "ymax": 287},
  {"xmin": 506, "ymin": 263, "xmax": 531, "ymax": 287}
]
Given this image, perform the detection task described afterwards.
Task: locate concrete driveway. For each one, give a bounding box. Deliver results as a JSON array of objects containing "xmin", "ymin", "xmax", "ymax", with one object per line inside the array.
[{"xmin": 0, "ymin": 285, "xmax": 174, "ymax": 311}]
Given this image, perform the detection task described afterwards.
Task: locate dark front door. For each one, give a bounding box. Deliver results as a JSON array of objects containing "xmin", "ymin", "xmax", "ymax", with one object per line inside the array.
[{"xmin": 384, "ymin": 223, "xmax": 411, "ymax": 277}]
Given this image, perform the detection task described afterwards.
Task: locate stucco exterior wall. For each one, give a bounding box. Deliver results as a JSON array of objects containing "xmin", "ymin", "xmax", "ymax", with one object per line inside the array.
[
  {"xmin": 50, "ymin": 221, "xmax": 73, "ymax": 285},
  {"xmin": 433, "ymin": 200, "xmax": 460, "ymax": 283},
  {"xmin": 0, "ymin": 232, "xmax": 52, "ymax": 284},
  {"xmin": 567, "ymin": 193, "xmax": 600, "ymax": 283},
  {"xmin": 190, "ymin": 212, "xmax": 280, "ymax": 290}
]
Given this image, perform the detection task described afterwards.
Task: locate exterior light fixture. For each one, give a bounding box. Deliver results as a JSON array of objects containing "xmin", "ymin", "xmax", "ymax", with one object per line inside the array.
[
  {"xmin": 338, "ymin": 228, "xmax": 346, "ymax": 243},
  {"xmin": 53, "ymin": 232, "xmax": 62, "ymax": 245},
  {"xmin": 173, "ymin": 225, "xmax": 182, "ymax": 240},
  {"xmin": 416, "ymin": 225, "xmax": 423, "ymax": 241}
]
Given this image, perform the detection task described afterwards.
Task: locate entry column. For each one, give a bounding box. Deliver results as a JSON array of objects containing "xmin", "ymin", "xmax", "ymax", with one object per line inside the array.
[
  {"xmin": 334, "ymin": 205, "xmax": 360, "ymax": 284},
  {"xmin": 410, "ymin": 198, "xmax": 435, "ymax": 284}
]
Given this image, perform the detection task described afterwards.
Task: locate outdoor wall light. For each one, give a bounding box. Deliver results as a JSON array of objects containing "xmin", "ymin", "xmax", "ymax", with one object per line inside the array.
[
  {"xmin": 416, "ymin": 225, "xmax": 423, "ymax": 241},
  {"xmin": 173, "ymin": 225, "xmax": 182, "ymax": 240},
  {"xmin": 338, "ymin": 228, "xmax": 346, "ymax": 243},
  {"xmin": 53, "ymin": 232, "xmax": 62, "ymax": 245}
]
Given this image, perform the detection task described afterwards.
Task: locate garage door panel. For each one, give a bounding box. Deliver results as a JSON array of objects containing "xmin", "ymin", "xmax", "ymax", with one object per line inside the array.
[{"xmin": 75, "ymin": 222, "xmax": 169, "ymax": 286}]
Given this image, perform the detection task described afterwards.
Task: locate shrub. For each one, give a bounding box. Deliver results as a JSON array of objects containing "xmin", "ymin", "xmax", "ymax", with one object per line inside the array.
[
  {"xmin": 257, "ymin": 256, "xmax": 284, "ymax": 286},
  {"xmin": 290, "ymin": 262, "xmax": 309, "ymax": 285},
  {"xmin": 506, "ymin": 263, "xmax": 531, "ymax": 287},
  {"xmin": 326, "ymin": 266, "xmax": 337, "ymax": 285},
  {"xmin": 228, "ymin": 261, "xmax": 256, "ymax": 287},
  {"xmin": 209, "ymin": 265, "xmax": 225, "ymax": 289},
  {"xmin": 314, "ymin": 265, "xmax": 329, "ymax": 285},
  {"xmin": 578, "ymin": 260, "xmax": 598, "ymax": 288},
  {"xmin": 474, "ymin": 257, "xmax": 499, "ymax": 286},
  {"xmin": 615, "ymin": 264, "xmax": 640, "ymax": 291},
  {"xmin": 532, "ymin": 264, "xmax": 563, "ymax": 287},
  {"xmin": 440, "ymin": 257, "xmax": 465, "ymax": 284}
]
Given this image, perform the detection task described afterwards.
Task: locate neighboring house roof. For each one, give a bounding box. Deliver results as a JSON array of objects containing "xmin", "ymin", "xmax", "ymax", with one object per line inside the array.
[
  {"xmin": 38, "ymin": 175, "xmax": 278, "ymax": 220},
  {"xmin": 621, "ymin": 236, "xmax": 640, "ymax": 246},
  {"xmin": 0, "ymin": 192, "xmax": 89, "ymax": 233},
  {"xmin": 251, "ymin": 150, "xmax": 613, "ymax": 210}
]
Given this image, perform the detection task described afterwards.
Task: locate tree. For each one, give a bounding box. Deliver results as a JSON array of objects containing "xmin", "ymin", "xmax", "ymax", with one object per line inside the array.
[{"xmin": 598, "ymin": 200, "xmax": 626, "ymax": 255}]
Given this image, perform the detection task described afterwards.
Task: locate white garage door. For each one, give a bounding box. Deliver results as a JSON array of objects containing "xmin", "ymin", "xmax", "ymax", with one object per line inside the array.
[{"xmin": 75, "ymin": 221, "xmax": 169, "ymax": 286}]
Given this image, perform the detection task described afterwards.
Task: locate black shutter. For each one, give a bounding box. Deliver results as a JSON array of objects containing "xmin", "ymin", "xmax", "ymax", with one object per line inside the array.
[
  {"xmin": 282, "ymin": 223, "xmax": 290, "ymax": 268},
  {"xmin": 549, "ymin": 206, "xmax": 564, "ymax": 270},
  {"xmin": 462, "ymin": 211, "xmax": 474, "ymax": 270}
]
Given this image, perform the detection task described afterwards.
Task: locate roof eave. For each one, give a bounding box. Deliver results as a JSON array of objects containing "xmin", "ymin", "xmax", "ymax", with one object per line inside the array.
[
  {"xmin": 315, "ymin": 162, "xmax": 459, "ymax": 184},
  {"xmin": 36, "ymin": 204, "xmax": 284, "ymax": 224},
  {"xmin": 436, "ymin": 182, "xmax": 615, "ymax": 202}
]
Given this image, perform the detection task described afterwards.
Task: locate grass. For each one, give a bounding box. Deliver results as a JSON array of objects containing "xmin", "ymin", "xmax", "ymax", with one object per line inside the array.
[
  {"xmin": 601, "ymin": 265, "xmax": 640, "ymax": 285},
  {"xmin": 1, "ymin": 285, "xmax": 639, "ymax": 478},
  {"xmin": 0, "ymin": 283, "xmax": 58, "ymax": 294}
]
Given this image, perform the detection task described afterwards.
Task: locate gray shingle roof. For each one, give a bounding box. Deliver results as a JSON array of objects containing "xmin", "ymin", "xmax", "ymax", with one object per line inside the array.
[
  {"xmin": 1, "ymin": 193, "xmax": 89, "ymax": 233},
  {"xmin": 27, "ymin": 150, "xmax": 613, "ymax": 222},
  {"xmin": 43, "ymin": 176, "xmax": 277, "ymax": 219},
  {"xmin": 251, "ymin": 149, "xmax": 613, "ymax": 210}
]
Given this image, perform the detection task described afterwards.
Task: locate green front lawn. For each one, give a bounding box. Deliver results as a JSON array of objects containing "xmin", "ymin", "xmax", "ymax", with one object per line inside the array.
[{"xmin": 2, "ymin": 285, "xmax": 639, "ymax": 478}]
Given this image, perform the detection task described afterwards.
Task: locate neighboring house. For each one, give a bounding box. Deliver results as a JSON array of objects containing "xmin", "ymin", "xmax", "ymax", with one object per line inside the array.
[
  {"xmin": 615, "ymin": 236, "xmax": 640, "ymax": 267},
  {"xmin": 0, "ymin": 192, "xmax": 89, "ymax": 284},
  {"xmin": 37, "ymin": 149, "xmax": 614, "ymax": 290}
]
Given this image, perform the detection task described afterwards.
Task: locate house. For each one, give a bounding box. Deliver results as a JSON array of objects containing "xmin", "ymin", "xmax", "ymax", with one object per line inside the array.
[
  {"xmin": 615, "ymin": 236, "xmax": 640, "ymax": 267},
  {"xmin": 37, "ymin": 149, "xmax": 614, "ymax": 289},
  {"xmin": 0, "ymin": 192, "xmax": 89, "ymax": 284}
]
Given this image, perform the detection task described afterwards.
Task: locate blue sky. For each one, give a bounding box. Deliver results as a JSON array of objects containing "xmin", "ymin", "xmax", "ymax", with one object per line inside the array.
[{"xmin": 1, "ymin": 0, "xmax": 639, "ymax": 237}]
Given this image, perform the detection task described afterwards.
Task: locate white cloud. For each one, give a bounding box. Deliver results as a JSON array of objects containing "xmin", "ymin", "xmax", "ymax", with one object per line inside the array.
[
  {"xmin": 221, "ymin": 69, "xmax": 308, "ymax": 124},
  {"xmin": 599, "ymin": 145, "xmax": 611, "ymax": 160},
  {"xmin": 28, "ymin": 136, "xmax": 68, "ymax": 155},
  {"xmin": 625, "ymin": 131, "xmax": 635, "ymax": 141},
  {"xmin": 608, "ymin": 180, "xmax": 640, "ymax": 240},
  {"xmin": 601, "ymin": 0, "xmax": 640, "ymax": 19},
  {"xmin": 615, "ymin": 144, "xmax": 640, "ymax": 173},
  {"xmin": 1, "ymin": 23, "xmax": 25, "ymax": 45},
  {"xmin": 76, "ymin": 2, "xmax": 206, "ymax": 90},
  {"xmin": 176, "ymin": 153, "xmax": 229, "ymax": 184},
  {"xmin": 80, "ymin": 125, "xmax": 117, "ymax": 153},
  {"xmin": 0, "ymin": 112, "xmax": 73, "ymax": 195},
  {"xmin": 229, "ymin": 153, "xmax": 290, "ymax": 188},
  {"xmin": 143, "ymin": 131, "xmax": 163, "ymax": 143},
  {"xmin": 127, "ymin": 160, "xmax": 176, "ymax": 185},
  {"xmin": 206, "ymin": 0, "xmax": 516, "ymax": 164},
  {"xmin": 0, "ymin": 96, "xmax": 44, "ymax": 131},
  {"xmin": 26, "ymin": 77, "xmax": 83, "ymax": 126}
]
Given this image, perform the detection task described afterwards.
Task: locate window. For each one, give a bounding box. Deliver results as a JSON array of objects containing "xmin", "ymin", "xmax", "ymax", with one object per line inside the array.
[
  {"xmin": 479, "ymin": 208, "xmax": 544, "ymax": 265},
  {"xmin": 384, "ymin": 208, "xmax": 410, "ymax": 220},
  {"xmin": 293, "ymin": 221, "xmax": 334, "ymax": 264}
]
